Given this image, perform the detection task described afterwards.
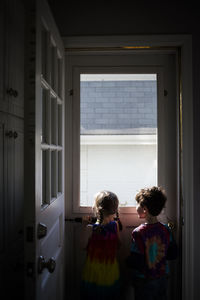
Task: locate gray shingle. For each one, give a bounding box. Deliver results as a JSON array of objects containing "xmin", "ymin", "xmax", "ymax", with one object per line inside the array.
[{"xmin": 80, "ymin": 80, "xmax": 157, "ymax": 134}]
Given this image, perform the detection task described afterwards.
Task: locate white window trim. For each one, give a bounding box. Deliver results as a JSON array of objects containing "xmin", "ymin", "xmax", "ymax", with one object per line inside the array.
[
  {"xmin": 64, "ymin": 35, "xmax": 193, "ymax": 300},
  {"xmin": 81, "ymin": 134, "xmax": 157, "ymax": 145},
  {"xmin": 67, "ymin": 64, "xmax": 163, "ymax": 216}
]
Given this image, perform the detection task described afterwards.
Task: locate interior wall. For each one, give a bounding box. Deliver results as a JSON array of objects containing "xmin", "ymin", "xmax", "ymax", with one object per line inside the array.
[
  {"xmin": 47, "ymin": 1, "xmax": 200, "ymax": 298},
  {"xmin": 192, "ymin": 36, "xmax": 200, "ymax": 299},
  {"xmin": 48, "ymin": 1, "xmax": 200, "ymax": 36}
]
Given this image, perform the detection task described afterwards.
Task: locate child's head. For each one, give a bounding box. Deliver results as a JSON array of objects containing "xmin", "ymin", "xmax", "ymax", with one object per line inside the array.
[
  {"xmin": 135, "ymin": 186, "xmax": 167, "ymax": 217},
  {"xmin": 93, "ymin": 190, "xmax": 119, "ymax": 223}
]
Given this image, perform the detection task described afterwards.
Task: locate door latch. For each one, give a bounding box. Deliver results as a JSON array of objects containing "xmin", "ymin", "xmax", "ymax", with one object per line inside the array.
[
  {"xmin": 38, "ymin": 256, "xmax": 56, "ymax": 274},
  {"xmin": 37, "ymin": 222, "xmax": 47, "ymax": 239}
]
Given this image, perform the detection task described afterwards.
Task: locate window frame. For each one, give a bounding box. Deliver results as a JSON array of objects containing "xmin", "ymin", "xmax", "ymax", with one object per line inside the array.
[{"xmin": 67, "ymin": 63, "xmax": 164, "ymax": 214}]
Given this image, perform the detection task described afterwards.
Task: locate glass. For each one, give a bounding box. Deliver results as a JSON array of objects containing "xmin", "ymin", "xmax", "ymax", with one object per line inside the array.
[
  {"xmin": 57, "ymin": 57, "xmax": 62, "ymax": 98},
  {"xmin": 41, "ymin": 26, "xmax": 48, "ymax": 80},
  {"xmin": 51, "ymin": 96, "xmax": 57, "ymax": 145},
  {"xmin": 50, "ymin": 45, "xmax": 56, "ymax": 90},
  {"xmin": 42, "ymin": 88, "xmax": 48, "ymax": 143},
  {"xmin": 58, "ymin": 104, "xmax": 62, "ymax": 146},
  {"xmin": 42, "ymin": 150, "xmax": 47, "ymax": 206},
  {"xmin": 80, "ymin": 74, "xmax": 157, "ymax": 207},
  {"xmin": 58, "ymin": 151, "xmax": 62, "ymax": 194},
  {"xmin": 51, "ymin": 150, "xmax": 57, "ymax": 199}
]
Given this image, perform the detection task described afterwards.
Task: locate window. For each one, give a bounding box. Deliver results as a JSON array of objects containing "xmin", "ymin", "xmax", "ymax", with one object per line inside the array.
[{"xmin": 80, "ymin": 74, "xmax": 157, "ymax": 207}]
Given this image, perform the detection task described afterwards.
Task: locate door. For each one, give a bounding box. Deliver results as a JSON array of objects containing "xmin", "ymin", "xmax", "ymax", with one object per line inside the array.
[
  {"xmin": 65, "ymin": 51, "xmax": 180, "ymax": 299},
  {"xmin": 24, "ymin": 1, "xmax": 65, "ymax": 299}
]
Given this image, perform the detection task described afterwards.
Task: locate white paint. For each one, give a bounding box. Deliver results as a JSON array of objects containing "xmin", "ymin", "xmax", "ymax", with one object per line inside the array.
[
  {"xmin": 80, "ymin": 142, "xmax": 157, "ymax": 207},
  {"xmin": 81, "ymin": 73, "xmax": 157, "ymax": 81},
  {"xmin": 81, "ymin": 134, "xmax": 157, "ymax": 145}
]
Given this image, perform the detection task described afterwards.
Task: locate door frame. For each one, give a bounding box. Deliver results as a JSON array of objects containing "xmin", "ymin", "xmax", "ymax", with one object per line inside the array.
[{"xmin": 63, "ymin": 34, "xmax": 193, "ymax": 300}]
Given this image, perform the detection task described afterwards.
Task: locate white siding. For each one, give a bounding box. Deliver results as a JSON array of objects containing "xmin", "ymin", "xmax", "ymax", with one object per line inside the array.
[{"xmin": 80, "ymin": 138, "xmax": 157, "ymax": 207}]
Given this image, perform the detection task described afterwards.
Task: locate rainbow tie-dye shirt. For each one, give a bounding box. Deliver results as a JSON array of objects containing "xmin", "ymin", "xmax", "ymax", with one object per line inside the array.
[
  {"xmin": 131, "ymin": 222, "xmax": 172, "ymax": 279},
  {"xmin": 81, "ymin": 221, "xmax": 120, "ymax": 299}
]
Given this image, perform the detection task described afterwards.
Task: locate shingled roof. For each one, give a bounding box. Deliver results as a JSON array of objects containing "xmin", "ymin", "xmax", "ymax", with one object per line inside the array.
[{"xmin": 80, "ymin": 80, "xmax": 157, "ymax": 135}]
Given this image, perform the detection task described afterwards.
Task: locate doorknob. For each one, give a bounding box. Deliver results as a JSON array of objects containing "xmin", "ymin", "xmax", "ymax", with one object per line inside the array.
[
  {"xmin": 38, "ymin": 256, "xmax": 56, "ymax": 274},
  {"xmin": 168, "ymin": 221, "xmax": 175, "ymax": 231}
]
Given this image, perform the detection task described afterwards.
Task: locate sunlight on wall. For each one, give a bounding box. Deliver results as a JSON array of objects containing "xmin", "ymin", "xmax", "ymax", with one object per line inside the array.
[{"xmin": 80, "ymin": 74, "xmax": 157, "ymax": 207}]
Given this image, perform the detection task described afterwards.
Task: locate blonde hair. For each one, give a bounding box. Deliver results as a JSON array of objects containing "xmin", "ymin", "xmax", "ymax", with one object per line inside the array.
[{"xmin": 93, "ymin": 190, "xmax": 119, "ymax": 224}]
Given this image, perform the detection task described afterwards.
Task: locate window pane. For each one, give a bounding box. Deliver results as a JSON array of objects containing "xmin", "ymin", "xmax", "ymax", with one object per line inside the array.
[
  {"xmin": 80, "ymin": 74, "xmax": 157, "ymax": 207},
  {"xmin": 42, "ymin": 150, "xmax": 50, "ymax": 206},
  {"xmin": 51, "ymin": 150, "xmax": 57, "ymax": 199},
  {"xmin": 58, "ymin": 150, "xmax": 62, "ymax": 194},
  {"xmin": 41, "ymin": 25, "xmax": 48, "ymax": 80},
  {"xmin": 58, "ymin": 104, "xmax": 62, "ymax": 146},
  {"xmin": 51, "ymin": 96, "xmax": 57, "ymax": 145}
]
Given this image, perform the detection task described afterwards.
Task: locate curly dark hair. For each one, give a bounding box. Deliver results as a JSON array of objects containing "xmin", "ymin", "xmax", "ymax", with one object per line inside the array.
[
  {"xmin": 135, "ymin": 186, "xmax": 167, "ymax": 216},
  {"xmin": 93, "ymin": 190, "xmax": 119, "ymax": 224}
]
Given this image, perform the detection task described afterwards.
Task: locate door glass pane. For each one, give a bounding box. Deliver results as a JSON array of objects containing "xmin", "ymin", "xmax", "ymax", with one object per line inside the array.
[
  {"xmin": 58, "ymin": 151, "xmax": 62, "ymax": 194},
  {"xmin": 51, "ymin": 150, "xmax": 57, "ymax": 199},
  {"xmin": 51, "ymin": 96, "xmax": 57, "ymax": 145},
  {"xmin": 42, "ymin": 88, "xmax": 48, "ymax": 143},
  {"xmin": 57, "ymin": 57, "xmax": 62, "ymax": 98},
  {"xmin": 50, "ymin": 44, "xmax": 56, "ymax": 90},
  {"xmin": 80, "ymin": 74, "xmax": 157, "ymax": 207},
  {"xmin": 42, "ymin": 150, "xmax": 47, "ymax": 206},
  {"xmin": 58, "ymin": 104, "xmax": 62, "ymax": 146},
  {"xmin": 41, "ymin": 25, "xmax": 48, "ymax": 80}
]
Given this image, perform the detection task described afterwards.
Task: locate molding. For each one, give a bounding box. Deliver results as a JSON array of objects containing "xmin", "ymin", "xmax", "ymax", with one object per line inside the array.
[
  {"xmin": 64, "ymin": 34, "xmax": 193, "ymax": 300},
  {"xmin": 63, "ymin": 34, "xmax": 191, "ymax": 50},
  {"xmin": 81, "ymin": 134, "xmax": 157, "ymax": 145}
]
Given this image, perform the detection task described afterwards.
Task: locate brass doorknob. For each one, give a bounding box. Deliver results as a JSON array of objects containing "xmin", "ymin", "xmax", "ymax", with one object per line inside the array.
[
  {"xmin": 168, "ymin": 221, "xmax": 175, "ymax": 231},
  {"xmin": 38, "ymin": 256, "xmax": 56, "ymax": 274}
]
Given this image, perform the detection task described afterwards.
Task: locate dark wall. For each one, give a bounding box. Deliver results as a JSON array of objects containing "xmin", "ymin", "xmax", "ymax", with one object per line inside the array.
[{"xmin": 48, "ymin": 0, "xmax": 200, "ymax": 36}]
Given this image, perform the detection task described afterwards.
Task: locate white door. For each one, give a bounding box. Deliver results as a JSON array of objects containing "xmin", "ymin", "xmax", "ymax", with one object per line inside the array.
[
  {"xmin": 24, "ymin": 1, "xmax": 65, "ymax": 299},
  {"xmin": 65, "ymin": 51, "xmax": 180, "ymax": 299}
]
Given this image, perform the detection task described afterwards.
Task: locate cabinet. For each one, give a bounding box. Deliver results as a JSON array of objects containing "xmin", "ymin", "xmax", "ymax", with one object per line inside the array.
[
  {"xmin": 0, "ymin": 0, "xmax": 24, "ymax": 117},
  {"xmin": 0, "ymin": 0, "xmax": 24, "ymax": 297}
]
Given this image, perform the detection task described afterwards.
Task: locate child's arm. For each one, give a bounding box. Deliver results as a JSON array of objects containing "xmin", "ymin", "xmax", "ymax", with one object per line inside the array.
[
  {"xmin": 165, "ymin": 224, "xmax": 178, "ymax": 260},
  {"xmin": 126, "ymin": 231, "xmax": 145, "ymax": 271},
  {"xmin": 81, "ymin": 216, "xmax": 93, "ymax": 250}
]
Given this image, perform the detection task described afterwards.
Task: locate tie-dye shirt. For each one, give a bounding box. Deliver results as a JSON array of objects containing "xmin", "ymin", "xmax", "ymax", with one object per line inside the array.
[
  {"xmin": 81, "ymin": 221, "xmax": 120, "ymax": 299},
  {"xmin": 130, "ymin": 222, "xmax": 172, "ymax": 279}
]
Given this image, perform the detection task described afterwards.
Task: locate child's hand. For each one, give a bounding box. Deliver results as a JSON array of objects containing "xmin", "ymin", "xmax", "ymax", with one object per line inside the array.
[{"xmin": 82, "ymin": 216, "xmax": 92, "ymax": 226}]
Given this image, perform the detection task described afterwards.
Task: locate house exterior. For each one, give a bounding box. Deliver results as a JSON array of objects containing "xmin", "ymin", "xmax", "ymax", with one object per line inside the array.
[{"xmin": 80, "ymin": 76, "xmax": 157, "ymax": 206}]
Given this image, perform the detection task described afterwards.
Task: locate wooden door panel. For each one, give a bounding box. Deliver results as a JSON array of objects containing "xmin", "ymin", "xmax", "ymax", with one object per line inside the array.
[{"xmin": 24, "ymin": 1, "xmax": 65, "ymax": 299}]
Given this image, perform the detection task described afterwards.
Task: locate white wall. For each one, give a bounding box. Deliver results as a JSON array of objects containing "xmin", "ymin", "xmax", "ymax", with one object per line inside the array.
[{"xmin": 80, "ymin": 136, "xmax": 157, "ymax": 207}]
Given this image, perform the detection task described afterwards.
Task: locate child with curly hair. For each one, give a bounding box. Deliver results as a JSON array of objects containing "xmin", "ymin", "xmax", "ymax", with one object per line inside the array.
[
  {"xmin": 81, "ymin": 190, "xmax": 122, "ymax": 300},
  {"xmin": 127, "ymin": 186, "xmax": 178, "ymax": 300}
]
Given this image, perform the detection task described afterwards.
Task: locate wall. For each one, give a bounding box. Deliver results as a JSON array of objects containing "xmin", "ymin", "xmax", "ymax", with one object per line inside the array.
[{"xmin": 48, "ymin": 1, "xmax": 200, "ymax": 36}]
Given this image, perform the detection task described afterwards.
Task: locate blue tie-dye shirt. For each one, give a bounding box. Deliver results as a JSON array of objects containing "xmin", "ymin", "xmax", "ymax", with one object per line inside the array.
[{"xmin": 130, "ymin": 222, "xmax": 173, "ymax": 279}]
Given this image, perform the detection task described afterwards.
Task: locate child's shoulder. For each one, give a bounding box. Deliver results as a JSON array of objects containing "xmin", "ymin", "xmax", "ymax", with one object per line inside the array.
[
  {"xmin": 106, "ymin": 220, "xmax": 118, "ymax": 231},
  {"xmin": 133, "ymin": 222, "xmax": 167, "ymax": 233},
  {"xmin": 92, "ymin": 220, "xmax": 117, "ymax": 232},
  {"xmin": 133, "ymin": 223, "xmax": 146, "ymax": 234},
  {"xmin": 135, "ymin": 223, "xmax": 146, "ymax": 230}
]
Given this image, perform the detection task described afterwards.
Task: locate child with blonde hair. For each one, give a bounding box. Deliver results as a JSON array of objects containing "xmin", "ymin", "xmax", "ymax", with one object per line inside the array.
[{"xmin": 81, "ymin": 190, "xmax": 122, "ymax": 300}]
